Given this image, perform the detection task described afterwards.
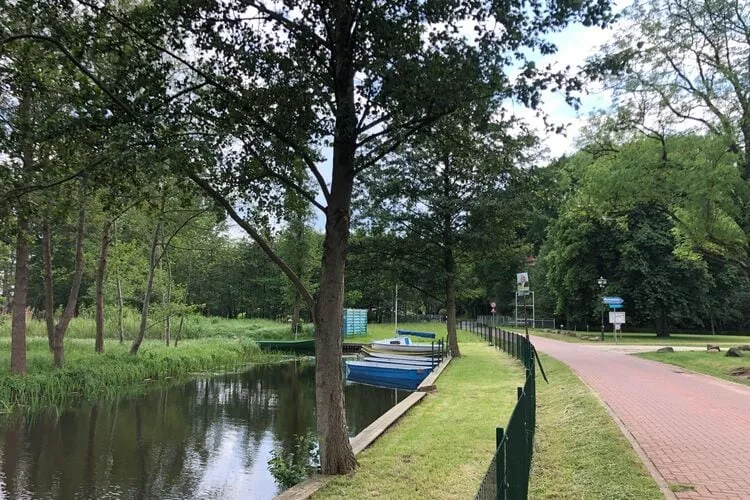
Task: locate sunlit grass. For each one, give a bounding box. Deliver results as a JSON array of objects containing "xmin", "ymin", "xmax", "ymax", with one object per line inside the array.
[
  {"xmin": 636, "ymin": 350, "xmax": 750, "ymax": 386},
  {"xmin": 316, "ymin": 338, "xmax": 522, "ymax": 499},
  {"xmin": 530, "ymin": 354, "xmax": 663, "ymax": 499},
  {"xmin": 0, "ymin": 311, "xmax": 313, "ymax": 341},
  {"xmin": 347, "ymin": 322, "xmax": 481, "ymax": 344}
]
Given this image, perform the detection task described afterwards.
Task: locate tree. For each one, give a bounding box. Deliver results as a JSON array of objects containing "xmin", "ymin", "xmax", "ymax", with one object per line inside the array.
[
  {"xmin": 358, "ymin": 112, "xmax": 534, "ymax": 356},
  {"xmin": 4, "ymin": 0, "xmax": 614, "ymax": 472},
  {"xmin": 591, "ymin": 0, "xmax": 750, "ymax": 177},
  {"xmin": 538, "ymin": 133, "xmax": 746, "ymax": 334}
]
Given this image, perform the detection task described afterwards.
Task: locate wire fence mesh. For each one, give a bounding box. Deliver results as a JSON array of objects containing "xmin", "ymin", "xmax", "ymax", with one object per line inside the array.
[{"xmin": 459, "ymin": 321, "xmax": 537, "ymax": 500}]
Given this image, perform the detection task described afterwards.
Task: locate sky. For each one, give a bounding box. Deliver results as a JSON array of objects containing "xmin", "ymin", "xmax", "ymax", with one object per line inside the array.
[{"xmin": 225, "ymin": 8, "xmax": 624, "ymax": 237}]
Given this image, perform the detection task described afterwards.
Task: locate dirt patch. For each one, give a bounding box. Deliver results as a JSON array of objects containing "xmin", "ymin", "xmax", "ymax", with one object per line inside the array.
[{"xmin": 729, "ymin": 367, "xmax": 750, "ymax": 379}]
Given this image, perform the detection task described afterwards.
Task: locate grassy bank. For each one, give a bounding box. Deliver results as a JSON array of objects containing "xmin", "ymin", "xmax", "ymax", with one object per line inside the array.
[
  {"xmin": 507, "ymin": 327, "xmax": 750, "ymax": 346},
  {"xmin": 0, "ymin": 312, "xmax": 314, "ymax": 341},
  {"xmin": 351, "ymin": 322, "xmax": 448, "ymax": 343},
  {"xmin": 0, "ymin": 337, "xmax": 289, "ymax": 410},
  {"xmin": 636, "ymin": 350, "xmax": 750, "ymax": 386},
  {"xmin": 316, "ymin": 335, "xmax": 522, "ymax": 499},
  {"xmin": 530, "ymin": 354, "xmax": 662, "ymax": 499}
]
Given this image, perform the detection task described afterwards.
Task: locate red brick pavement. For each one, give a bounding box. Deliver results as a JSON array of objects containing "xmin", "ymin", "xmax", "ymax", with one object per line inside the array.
[{"xmin": 531, "ymin": 335, "xmax": 750, "ymax": 500}]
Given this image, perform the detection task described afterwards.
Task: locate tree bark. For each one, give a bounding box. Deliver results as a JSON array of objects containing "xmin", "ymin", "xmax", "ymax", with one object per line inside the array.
[
  {"xmin": 42, "ymin": 220, "xmax": 55, "ymax": 352},
  {"xmin": 130, "ymin": 218, "xmax": 161, "ymax": 355},
  {"xmin": 443, "ymin": 244, "xmax": 461, "ymax": 357},
  {"xmin": 53, "ymin": 205, "xmax": 86, "ymax": 368},
  {"xmin": 175, "ymin": 315, "xmax": 184, "ymax": 347},
  {"xmin": 313, "ymin": 2, "xmax": 360, "ymax": 470},
  {"xmin": 655, "ymin": 309, "xmax": 670, "ymax": 338},
  {"xmin": 113, "ymin": 221, "xmax": 124, "ymax": 343},
  {"xmin": 95, "ymin": 221, "xmax": 112, "ymax": 353},
  {"xmin": 163, "ymin": 250, "xmax": 171, "ymax": 346},
  {"xmin": 1, "ymin": 251, "xmax": 14, "ymax": 315},
  {"xmin": 10, "ymin": 219, "xmax": 29, "ymax": 375}
]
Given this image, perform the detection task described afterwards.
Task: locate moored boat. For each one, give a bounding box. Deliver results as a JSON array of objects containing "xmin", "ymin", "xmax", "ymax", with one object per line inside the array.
[
  {"xmin": 370, "ymin": 337, "xmax": 436, "ymax": 354},
  {"xmin": 396, "ymin": 329, "xmax": 436, "ymax": 339},
  {"xmin": 359, "ymin": 356, "xmax": 435, "ymax": 367},
  {"xmin": 360, "ymin": 347, "xmax": 436, "ymax": 362},
  {"xmin": 345, "ymin": 360, "xmax": 431, "ymax": 391},
  {"xmin": 254, "ymin": 339, "xmax": 315, "ymax": 354}
]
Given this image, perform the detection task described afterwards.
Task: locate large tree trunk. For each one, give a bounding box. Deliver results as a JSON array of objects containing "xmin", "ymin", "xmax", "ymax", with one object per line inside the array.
[
  {"xmin": 130, "ymin": 218, "xmax": 161, "ymax": 355},
  {"xmin": 42, "ymin": 220, "xmax": 55, "ymax": 352},
  {"xmin": 444, "ymin": 252, "xmax": 460, "ymax": 357},
  {"xmin": 655, "ymin": 309, "xmax": 670, "ymax": 338},
  {"xmin": 53, "ymin": 206, "xmax": 86, "ymax": 369},
  {"xmin": 95, "ymin": 221, "xmax": 112, "ymax": 353},
  {"xmin": 292, "ymin": 291, "xmax": 301, "ymax": 337},
  {"xmin": 314, "ymin": 5, "xmax": 358, "ymax": 469},
  {"xmin": 315, "ymin": 186, "xmax": 357, "ymax": 474},
  {"xmin": 441, "ymin": 156, "xmax": 460, "ymax": 357},
  {"xmin": 10, "ymin": 220, "xmax": 29, "ymax": 375}
]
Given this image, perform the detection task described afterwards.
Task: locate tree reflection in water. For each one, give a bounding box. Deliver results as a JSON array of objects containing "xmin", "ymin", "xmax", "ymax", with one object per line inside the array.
[{"xmin": 0, "ymin": 360, "xmax": 406, "ymax": 500}]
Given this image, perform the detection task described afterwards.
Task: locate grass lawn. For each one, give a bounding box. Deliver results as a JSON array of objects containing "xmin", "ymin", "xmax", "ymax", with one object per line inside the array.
[
  {"xmin": 507, "ymin": 327, "xmax": 750, "ymax": 346},
  {"xmin": 352, "ymin": 322, "xmax": 451, "ymax": 344},
  {"xmin": 530, "ymin": 354, "xmax": 663, "ymax": 500},
  {"xmin": 0, "ymin": 313, "xmax": 315, "ymax": 341},
  {"xmin": 0, "ymin": 337, "xmax": 289, "ymax": 410},
  {"xmin": 636, "ymin": 350, "xmax": 750, "ymax": 386},
  {"xmin": 315, "ymin": 336, "xmax": 522, "ymax": 499}
]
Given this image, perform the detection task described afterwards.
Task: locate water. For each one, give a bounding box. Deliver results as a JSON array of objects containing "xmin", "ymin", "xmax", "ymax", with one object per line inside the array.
[{"xmin": 0, "ymin": 360, "xmax": 407, "ymax": 499}]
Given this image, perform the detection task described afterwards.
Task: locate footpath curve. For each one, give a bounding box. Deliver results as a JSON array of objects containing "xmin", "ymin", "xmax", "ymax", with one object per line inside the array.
[{"xmin": 531, "ymin": 335, "xmax": 750, "ymax": 500}]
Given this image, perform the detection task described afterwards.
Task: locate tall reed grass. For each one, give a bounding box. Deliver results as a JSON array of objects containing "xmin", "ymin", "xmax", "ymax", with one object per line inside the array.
[
  {"xmin": 0, "ymin": 308, "xmax": 315, "ymax": 341},
  {"xmin": 0, "ymin": 337, "xmax": 290, "ymax": 411}
]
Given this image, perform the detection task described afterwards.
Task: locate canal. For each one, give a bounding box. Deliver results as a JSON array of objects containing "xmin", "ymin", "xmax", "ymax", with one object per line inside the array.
[{"xmin": 0, "ymin": 360, "xmax": 407, "ymax": 499}]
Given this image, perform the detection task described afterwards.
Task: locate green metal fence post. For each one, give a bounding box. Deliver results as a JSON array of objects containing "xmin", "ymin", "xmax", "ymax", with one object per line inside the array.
[{"xmin": 496, "ymin": 427, "xmax": 505, "ymax": 500}]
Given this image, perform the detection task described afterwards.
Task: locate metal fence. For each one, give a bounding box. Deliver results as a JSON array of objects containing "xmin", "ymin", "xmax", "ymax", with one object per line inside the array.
[
  {"xmin": 477, "ymin": 315, "xmax": 556, "ymax": 330},
  {"xmin": 459, "ymin": 320, "xmax": 536, "ymax": 500}
]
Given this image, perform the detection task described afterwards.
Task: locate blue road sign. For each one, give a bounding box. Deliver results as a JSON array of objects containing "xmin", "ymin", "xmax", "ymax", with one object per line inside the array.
[{"xmin": 602, "ymin": 296, "xmax": 624, "ymax": 305}]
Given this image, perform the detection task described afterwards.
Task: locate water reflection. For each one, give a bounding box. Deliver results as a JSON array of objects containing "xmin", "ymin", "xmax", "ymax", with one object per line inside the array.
[{"xmin": 0, "ymin": 360, "xmax": 406, "ymax": 500}]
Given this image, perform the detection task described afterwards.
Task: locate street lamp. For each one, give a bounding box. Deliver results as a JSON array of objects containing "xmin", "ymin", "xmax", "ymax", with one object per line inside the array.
[{"xmin": 597, "ymin": 276, "xmax": 607, "ymax": 341}]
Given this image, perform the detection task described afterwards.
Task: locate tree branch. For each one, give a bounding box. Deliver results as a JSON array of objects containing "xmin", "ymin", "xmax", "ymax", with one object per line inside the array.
[
  {"xmin": 0, "ymin": 34, "xmax": 137, "ymax": 119},
  {"xmin": 188, "ymin": 172, "xmax": 317, "ymax": 317}
]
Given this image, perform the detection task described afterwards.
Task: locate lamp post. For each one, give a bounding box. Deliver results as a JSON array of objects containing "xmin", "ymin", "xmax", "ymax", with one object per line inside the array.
[{"xmin": 597, "ymin": 276, "xmax": 607, "ymax": 341}]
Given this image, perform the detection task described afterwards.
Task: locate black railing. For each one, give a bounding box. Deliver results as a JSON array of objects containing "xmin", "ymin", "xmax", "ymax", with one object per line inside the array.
[{"xmin": 460, "ymin": 320, "xmax": 536, "ymax": 500}]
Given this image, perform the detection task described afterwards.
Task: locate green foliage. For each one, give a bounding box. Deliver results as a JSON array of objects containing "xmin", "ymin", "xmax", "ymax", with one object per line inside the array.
[
  {"xmin": 0, "ymin": 337, "xmax": 288, "ymax": 410},
  {"xmin": 268, "ymin": 433, "xmax": 319, "ymax": 489},
  {"xmin": 536, "ymin": 133, "xmax": 749, "ymax": 334},
  {"xmin": 0, "ymin": 311, "xmax": 314, "ymax": 341}
]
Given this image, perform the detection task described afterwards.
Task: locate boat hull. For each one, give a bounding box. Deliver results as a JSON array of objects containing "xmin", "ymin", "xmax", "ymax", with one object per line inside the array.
[
  {"xmin": 255, "ymin": 339, "xmax": 315, "ymax": 354},
  {"xmin": 345, "ymin": 360, "xmax": 431, "ymax": 391},
  {"xmin": 370, "ymin": 340, "xmax": 436, "ymax": 354}
]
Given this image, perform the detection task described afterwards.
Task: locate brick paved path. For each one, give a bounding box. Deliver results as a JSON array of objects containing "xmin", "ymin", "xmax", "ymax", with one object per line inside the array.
[{"xmin": 531, "ymin": 335, "xmax": 750, "ymax": 500}]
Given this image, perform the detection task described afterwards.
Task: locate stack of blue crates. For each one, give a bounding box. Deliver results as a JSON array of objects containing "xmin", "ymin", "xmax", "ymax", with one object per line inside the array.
[{"xmin": 341, "ymin": 308, "xmax": 368, "ymax": 336}]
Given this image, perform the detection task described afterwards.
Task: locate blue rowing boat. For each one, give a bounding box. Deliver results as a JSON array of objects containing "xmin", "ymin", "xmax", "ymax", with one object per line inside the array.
[
  {"xmin": 345, "ymin": 360, "xmax": 432, "ymax": 390},
  {"xmin": 359, "ymin": 356, "xmax": 435, "ymax": 367},
  {"xmin": 397, "ymin": 329, "xmax": 436, "ymax": 339}
]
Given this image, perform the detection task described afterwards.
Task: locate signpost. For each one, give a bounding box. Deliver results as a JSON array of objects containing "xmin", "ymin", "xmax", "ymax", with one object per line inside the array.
[
  {"xmin": 517, "ymin": 273, "xmax": 530, "ymax": 340},
  {"xmin": 602, "ymin": 297, "xmax": 626, "ymax": 342}
]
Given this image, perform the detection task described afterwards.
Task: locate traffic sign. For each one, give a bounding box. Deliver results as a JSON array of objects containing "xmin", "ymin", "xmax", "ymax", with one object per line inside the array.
[
  {"xmin": 602, "ymin": 296, "xmax": 624, "ymax": 305},
  {"xmin": 609, "ymin": 311, "xmax": 626, "ymax": 324}
]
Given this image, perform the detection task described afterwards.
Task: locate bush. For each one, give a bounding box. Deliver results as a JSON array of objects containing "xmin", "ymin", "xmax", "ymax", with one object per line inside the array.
[{"xmin": 268, "ymin": 433, "xmax": 319, "ymax": 489}]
